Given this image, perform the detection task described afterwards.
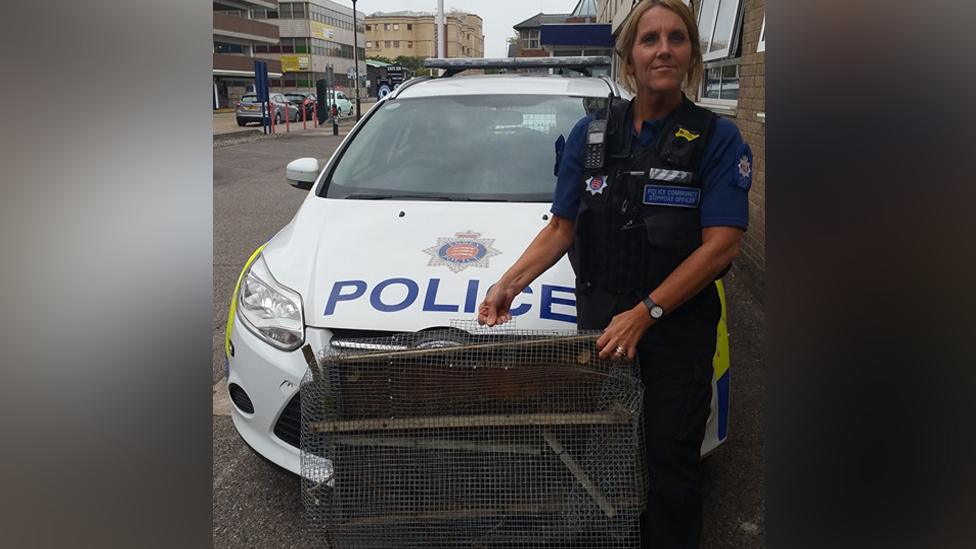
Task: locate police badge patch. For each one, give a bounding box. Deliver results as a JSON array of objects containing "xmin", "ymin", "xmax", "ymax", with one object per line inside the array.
[
  {"xmin": 423, "ymin": 231, "xmax": 502, "ymax": 274},
  {"xmin": 734, "ymin": 144, "xmax": 753, "ymax": 190},
  {"xmin": 738, "ymin": 155, "xmax": 751, "ymax": 179},
  {"xmin": 585, "ymin": 175, "xmax": 608, "ymax": 195}
]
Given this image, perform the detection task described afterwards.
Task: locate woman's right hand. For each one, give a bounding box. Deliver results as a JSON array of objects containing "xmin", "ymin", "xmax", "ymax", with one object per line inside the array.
[{"xmin": 477, "ymin": 283, "xmax": 519, "ymax": 326}]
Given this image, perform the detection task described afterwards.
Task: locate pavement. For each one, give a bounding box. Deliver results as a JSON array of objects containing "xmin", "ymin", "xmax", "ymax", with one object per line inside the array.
[
  {"xmin": 212, "ymin": 131, "xmax": 766, "ymax": 548},
  {"xmin": 213, "ymin": 100, "xmax": 377, "ymax": 140}
]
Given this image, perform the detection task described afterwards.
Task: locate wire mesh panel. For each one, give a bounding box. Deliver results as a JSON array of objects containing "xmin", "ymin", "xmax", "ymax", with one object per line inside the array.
[{"xmin": 301, "ymin": 327, "xmax": 646, "ymax": 548}]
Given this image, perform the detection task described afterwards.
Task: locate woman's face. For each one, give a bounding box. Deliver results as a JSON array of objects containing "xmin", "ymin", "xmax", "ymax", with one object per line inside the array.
[{"xmin": 629, "ymin": 6, "xmax": 692, "ymax": 95}]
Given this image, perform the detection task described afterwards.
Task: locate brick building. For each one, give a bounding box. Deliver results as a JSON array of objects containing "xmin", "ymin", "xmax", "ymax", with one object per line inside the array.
[
  {"xmin": 364, "ymin": 11, "xmax": 484, "ymax": 60},
  {"xmin": 597, "ymin": 0, "xmax": 766, "ymax": 288}
]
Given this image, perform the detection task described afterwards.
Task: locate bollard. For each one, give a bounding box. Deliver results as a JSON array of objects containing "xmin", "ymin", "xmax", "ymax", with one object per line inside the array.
[
  {"xmin": 302, "ymin": 103, "xmax": 307, "ymax": 130},
  {"xmin": 313, "ymin": 104, "xmax": 318, "ymax": 127},
  {"xmin": 332, "ymin": 117, "xmax": 338, "ymax": 136},
  {"xmin": 285, "ymin": 105, "xmax": 290, "ymax": 133}
]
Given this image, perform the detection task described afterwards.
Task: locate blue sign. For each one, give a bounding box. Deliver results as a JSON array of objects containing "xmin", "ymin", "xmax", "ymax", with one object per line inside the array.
[{"xmin": 643, "ymin": 184, "xmax": 700, "ymax": 208}]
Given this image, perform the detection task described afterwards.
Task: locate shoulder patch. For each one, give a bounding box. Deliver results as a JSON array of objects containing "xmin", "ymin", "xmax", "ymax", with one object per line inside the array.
[{"xmin": 734, "ymin": 143, "xmax": 753, "ymax": 190}]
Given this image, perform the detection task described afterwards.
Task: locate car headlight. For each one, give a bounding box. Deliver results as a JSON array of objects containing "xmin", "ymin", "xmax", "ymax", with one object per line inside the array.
[{"xmin": 238, "ymin": 255, "xmax": 304, "ymax": 351}]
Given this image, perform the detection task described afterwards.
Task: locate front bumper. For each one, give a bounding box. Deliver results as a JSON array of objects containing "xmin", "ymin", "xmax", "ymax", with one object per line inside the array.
[{"xmin": 226, "ymin": 319, "xmax": 333, "ymax": 476}]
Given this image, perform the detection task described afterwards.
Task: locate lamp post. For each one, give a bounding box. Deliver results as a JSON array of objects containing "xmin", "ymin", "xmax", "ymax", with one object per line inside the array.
[{"xmin": 351, "ymin": 0, "xmax": 361, "ymax": 121}]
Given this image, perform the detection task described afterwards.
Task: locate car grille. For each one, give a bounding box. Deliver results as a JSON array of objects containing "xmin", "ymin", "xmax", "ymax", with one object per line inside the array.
[
  {"xmin": 228, "ymin": 383, "xmax": 254, "ymax": 414},
  {"xmin": 273, "ymin": 392, "xmax": 301, "ymax": 448}
]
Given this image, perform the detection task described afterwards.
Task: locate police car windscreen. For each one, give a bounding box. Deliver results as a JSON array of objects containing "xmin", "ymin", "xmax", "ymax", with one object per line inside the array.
[{"xmin": 324, "ymin": 94, "xmax": 607, "ymax": 201}]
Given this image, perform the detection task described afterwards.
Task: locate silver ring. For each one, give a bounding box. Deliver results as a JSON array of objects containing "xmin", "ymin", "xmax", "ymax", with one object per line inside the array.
[{"xmin": 614, "ymin": 346, "xmax": 625, "ymax": 355}]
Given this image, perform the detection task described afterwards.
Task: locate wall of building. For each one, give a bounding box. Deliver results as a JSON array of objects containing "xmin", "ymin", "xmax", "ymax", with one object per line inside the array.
[{"xmin": 732, "ymin": 0, "xmax": 765, "ymax": 285}]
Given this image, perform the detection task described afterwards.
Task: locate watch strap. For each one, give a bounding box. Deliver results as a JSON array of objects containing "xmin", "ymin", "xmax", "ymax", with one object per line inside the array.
[{"xmin": 642, "ymin": 296, "xmax": 663, "ymax": 319}]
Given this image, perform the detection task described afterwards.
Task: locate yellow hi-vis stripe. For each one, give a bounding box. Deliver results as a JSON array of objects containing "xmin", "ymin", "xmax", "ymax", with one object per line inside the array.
[
  {"xmin": 713, "ymin": 279, "xmax": 731, "ymax": 381},
  {"xmin": 225, "ymin": 244, "xmax": 268, "ymax": 359}
]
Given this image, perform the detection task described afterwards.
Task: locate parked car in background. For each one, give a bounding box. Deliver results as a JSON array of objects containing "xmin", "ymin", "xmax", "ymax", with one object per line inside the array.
[
  {"xmin": 285, "ymin": 92, "xmax": 317, "ymax": 120},
  {"xmin": 236, "ymin": 93, "xmax": 300, "ymax": 126},
  {"xmin": 322, "ymin": 90, "xmax": 353, "ymax": 116}
]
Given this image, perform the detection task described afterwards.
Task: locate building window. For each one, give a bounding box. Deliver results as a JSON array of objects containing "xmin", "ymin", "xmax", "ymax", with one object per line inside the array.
[
  {"xmin": 698, "ymin": 0, "xmax": 741, "ymax": 61},
  {"xmin": 407, "ymin": 41, "xmax": 413, "ymax": 48},
  {"xmin": 365, "ymin": 24, "xmax": 371, "ymax": 31},
  {"xmin": 393, "ymin": 24, "xmax": 400, "ymax": 30},
  {"xmin": 214, "ymin": 42, "xmax": 244, "ymax": 54},
  {"xmin": 365, "ymin": 41, "xmax": 373, "ymax": 48},
  {"xmin": 521, "ymin": 29, "xmax": 540, "ymax": 50},
  {"xmin": 385, "ymin": 41, "xmax": 392, "ymax": 48},
  {"xmin": 757, "ymin": 13, "xmax": 765, "ymax": 52},
  {"xmin": 697, "ymin": 0, "xmax": 744, "ymax": 105},
  {"xmin": 393, "ymin": 41, "xmax": 400, "ymax": 48},
  {"xmin": 384, "ymin": 23, "xmax": 391, "ymax": 30},
  {"xmin": 702, "ymin": 61, "xmax": 739, "ymax": 100},
  {"xmin": 407, "ymin": 24, "xmax": 412, "ymax": 30}
]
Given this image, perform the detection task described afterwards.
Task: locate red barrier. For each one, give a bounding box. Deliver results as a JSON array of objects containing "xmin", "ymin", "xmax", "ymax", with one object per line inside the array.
[
  {"xmin": 302, "ymin": 103, "xmax": 307, "ymax": 130},
  {"xmin": 270, "ymin": 102, "xmax": 276, "ymax": 134}
]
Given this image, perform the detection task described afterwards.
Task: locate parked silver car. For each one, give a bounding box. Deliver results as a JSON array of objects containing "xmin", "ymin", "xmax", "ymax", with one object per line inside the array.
[{"xmin": 236, "ymin": 93, "xmax": 299, "ymax": 126}]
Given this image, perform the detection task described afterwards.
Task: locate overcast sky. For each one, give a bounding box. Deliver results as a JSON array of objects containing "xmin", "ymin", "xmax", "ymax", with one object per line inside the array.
[{"xmin": 352, "ymin": 0, "xmax": 584, "ymax": 58}]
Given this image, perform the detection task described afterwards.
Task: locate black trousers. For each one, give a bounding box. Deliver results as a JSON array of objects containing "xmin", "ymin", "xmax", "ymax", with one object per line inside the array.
[
  {"xmin": 637, "ymin": 335, "xmax": 714, "ymax": 549},
  {"xmin": 577, "ymin": 285, "xmax": 719, "ymax": 549}
]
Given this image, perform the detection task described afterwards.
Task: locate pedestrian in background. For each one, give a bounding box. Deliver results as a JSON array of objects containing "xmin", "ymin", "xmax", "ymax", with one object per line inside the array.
[{"xmin": 478, "ymin": 0, "xmax": 752, "ymax": 546}]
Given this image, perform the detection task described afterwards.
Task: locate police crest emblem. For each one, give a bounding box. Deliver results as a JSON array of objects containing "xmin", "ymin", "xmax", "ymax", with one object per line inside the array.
[
  {"xmin": 423, "ymin": 231, "xmax": 502, "ymax": 273},
  {"xmin": 738, "ymin": 155, "xmax": 751, "ymax": 179},
  {"xmin": 585, "ymin": 175, "xmax": 608, "ymax": 195}
]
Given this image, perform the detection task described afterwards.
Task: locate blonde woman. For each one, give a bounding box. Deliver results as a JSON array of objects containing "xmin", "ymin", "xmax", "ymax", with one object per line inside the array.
[{"xmin": 480, "ymin": 1, "xmax": 752, "ymax": 546}]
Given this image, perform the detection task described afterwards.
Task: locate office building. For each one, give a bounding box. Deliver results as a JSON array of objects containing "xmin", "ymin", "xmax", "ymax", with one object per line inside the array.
[
  {"xmin": 250, "ymin": 0, "xmax": 366, "ymax": 94},
  {"xmin": 213, "ymin": 0, "xmax": 283, "ymax": 109}
]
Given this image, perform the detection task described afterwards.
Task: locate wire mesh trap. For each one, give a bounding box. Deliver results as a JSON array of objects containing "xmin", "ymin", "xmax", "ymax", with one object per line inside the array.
[{"xmin": 301, "ymin": 327, "xmax": 646, "ymax": 548}]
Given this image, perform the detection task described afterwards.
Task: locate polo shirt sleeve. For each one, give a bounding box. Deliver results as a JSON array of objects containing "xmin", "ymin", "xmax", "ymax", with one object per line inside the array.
[
  {"xmin": 699, "ymin": 117, "xmax": 752, "ymax": 230},
  {"xmin": 550, "ymin": 115, "xmax": 594, "ymax": 220}
]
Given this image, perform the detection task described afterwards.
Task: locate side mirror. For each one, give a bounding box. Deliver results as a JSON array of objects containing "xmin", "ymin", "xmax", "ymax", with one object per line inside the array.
[{"xmin": 285, "ymin": 157, "xmax": 320, "ymax": 189}]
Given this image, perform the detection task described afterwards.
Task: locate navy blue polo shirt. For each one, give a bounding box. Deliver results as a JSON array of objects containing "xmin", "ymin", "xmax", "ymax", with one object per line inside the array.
[{"xmin": 551, "ymin": 111, "xmax": 752, "ymax": 230}]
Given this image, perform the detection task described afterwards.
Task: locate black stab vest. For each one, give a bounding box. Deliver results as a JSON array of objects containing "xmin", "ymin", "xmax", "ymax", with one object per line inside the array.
[{"xmin": 571, "ymin": 97, "xmax": 723, "ymax": 334}]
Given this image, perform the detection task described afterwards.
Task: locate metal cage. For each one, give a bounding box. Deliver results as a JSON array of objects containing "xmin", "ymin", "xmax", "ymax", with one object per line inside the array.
[{"xmin": 301, "ymin": 327, "xmax": 646, "ymax": 548}]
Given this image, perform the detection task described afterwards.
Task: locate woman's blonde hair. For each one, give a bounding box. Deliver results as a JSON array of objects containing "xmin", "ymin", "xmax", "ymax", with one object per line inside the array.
[{"xmin": 615, "ymin": 0, "xmax": 704, "ymax": 95}]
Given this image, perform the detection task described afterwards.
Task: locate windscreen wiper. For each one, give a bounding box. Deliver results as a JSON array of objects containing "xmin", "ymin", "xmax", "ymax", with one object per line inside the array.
[{"xmin": 343, "ymin": 194, "xmax": 452, "ymax": 200}]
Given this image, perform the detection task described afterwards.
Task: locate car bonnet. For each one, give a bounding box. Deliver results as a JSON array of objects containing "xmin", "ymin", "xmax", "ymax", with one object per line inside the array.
[{"xmin": 260, "ymin": 199, "xmax": 578, "ymax": 332}]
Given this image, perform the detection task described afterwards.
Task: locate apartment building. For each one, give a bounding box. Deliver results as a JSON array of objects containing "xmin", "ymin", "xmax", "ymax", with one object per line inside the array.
[
  {"xmin": 213, "ymin": 0, "xmax": 283, "ymax": 109},
  {"xmin": 597, "ymin": 0, "xmax": 766, "ymax": 287},
  {"xmin": 249, "ymin": 0, "xmax": 366, "ymax": 94},
  {"xmin": 364, "ymin": 11, "xmax": 484, "ymax": 60}
]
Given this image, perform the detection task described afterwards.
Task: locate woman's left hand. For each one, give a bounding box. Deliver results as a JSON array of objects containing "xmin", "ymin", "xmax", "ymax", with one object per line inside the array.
[{"xmin": 596, "ymin": 305, "xmax": 654, "ymax": 362}]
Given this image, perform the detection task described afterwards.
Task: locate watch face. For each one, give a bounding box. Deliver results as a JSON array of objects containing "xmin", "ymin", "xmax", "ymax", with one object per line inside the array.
[{"xmin": 651, "ymin": 306, "xmax": 664, "ymax": 318}]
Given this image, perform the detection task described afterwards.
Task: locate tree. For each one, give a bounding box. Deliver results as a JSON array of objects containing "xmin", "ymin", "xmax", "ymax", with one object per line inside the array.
[
  {"xmin": 368, "ymin": 55, "xmax": 393, "ymax": 64},
  {"xmin": 393, "ymin": 55, "xmax": 423, "ymax": 71}
]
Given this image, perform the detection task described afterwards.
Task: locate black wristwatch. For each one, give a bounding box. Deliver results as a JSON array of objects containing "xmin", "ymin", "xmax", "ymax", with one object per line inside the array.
[{"xmin": 642, "ymin": 296, "xmax": 664, "ymax": 320}]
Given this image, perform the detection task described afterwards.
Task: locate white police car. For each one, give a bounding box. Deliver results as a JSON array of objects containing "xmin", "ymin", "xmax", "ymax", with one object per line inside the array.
[{"xmin": 224, "ymin": 58, "xmax": 732, "ymax": 480}]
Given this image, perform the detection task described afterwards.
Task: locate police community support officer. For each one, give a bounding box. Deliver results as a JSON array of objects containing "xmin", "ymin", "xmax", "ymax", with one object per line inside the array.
[{"xmin": 478, "ymin": 1, "xmax": 752, "ymax": 546}]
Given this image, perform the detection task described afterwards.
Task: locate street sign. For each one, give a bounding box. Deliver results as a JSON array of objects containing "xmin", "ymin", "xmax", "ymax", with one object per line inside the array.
[{"xmin": 387, "ymin": 64, "xmax": 404, "ymax": 86}]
